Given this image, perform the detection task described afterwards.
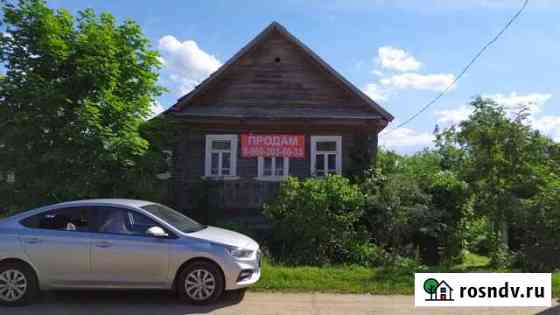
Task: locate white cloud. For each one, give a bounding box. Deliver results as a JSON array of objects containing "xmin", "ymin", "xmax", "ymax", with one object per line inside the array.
[
  {"xmin": 436, "ymin": 93, "xmax": 553, "ymax": 126},
  {"xmin": 435, "ymin": 92, "xmax": 560, "ymax": 142},
  {"xmin": 377, "ymin": 46, "xmax": 421, "ymax": 72},
  {"xmin": 482, "ymin": 92, "xmax": 552, "ymax": 115},
  {"xmin": 435, "ymin": 105, "xmax": 473, "ymax": 125},
  {"xmin": 532, "ymin": 115, "xmax": 560, "ymax": 142},
  {"xmin": 158, "ymin": 35, "xmax": 222, "ymax": 95},
  {"xmin": 364, "ymin": 46, "xmax": 455, "ymax": 101},
  {"xmin": 380, "ymin": 73, "xmax": 455, "ymax": 91},
  {"xmin": 363, "ymin": 83, "xmax": 389, "ymax": 102},
  {"xmin": 379, "ymin": 126, "xmax": 434, "ymax": 150}
]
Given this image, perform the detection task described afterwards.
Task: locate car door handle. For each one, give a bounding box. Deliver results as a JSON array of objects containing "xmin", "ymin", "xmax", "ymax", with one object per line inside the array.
[
  {"xmin": 95, "ymin": 241, "xmax": 112, "ymax": 248},
  {"xmin": 23, "ymin": 237, "xmax": 42, "ymax": 244}
]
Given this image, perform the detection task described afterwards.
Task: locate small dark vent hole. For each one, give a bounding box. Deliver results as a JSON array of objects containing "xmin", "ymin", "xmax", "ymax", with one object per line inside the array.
[{"xmin": 274, "ymin": 57, "xmax": 281, "ymax": 63}]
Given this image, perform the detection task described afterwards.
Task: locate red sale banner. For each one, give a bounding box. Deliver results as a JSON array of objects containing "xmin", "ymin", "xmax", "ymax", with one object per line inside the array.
[{"xmin": 241, "ymin": 134, "xmax": 305, "ymax": 158}]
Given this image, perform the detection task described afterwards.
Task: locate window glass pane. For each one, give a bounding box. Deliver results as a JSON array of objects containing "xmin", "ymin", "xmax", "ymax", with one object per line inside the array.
[
  {"xmin": 127, "ymin": 211, "xmax": 157, "ymax": 235},
  {"xmin": 316, "ymin": 154, "xmax": 325, "ymax": 174},
  {"xmin": 221, "ymin": 152, "xmax": 231, "ymax": 176},
  {"xmin": 27, "ymin": 208, "xmax": 90, "ymax": 232},
  {"xmin": 97, "ymin": 208, "xmax": 129, "ymax": 234},
  {"xmin": 316, "ymin": 141, "xmax": 336, "ymax": 151},
  {"xmin": 264, "ymin": 157, "xmax": 272, "ymax": 176},
  {"xmin": 274, "ymin": 164, "xmax": 283, "ymax": 176},
  {"xmin": 97, "ymin": 208, "xmax": 155, "ymax": 236},
  {"xmin": 212, "ymin": 140, "xmax": 231, "ymax": 150},
  {"xmin": 328, "ymin": 154, "xmax": 337, "ymax": 172},
  {"xmin": 211, "ymin": 152, "xmax": 219, "ymax": 175},
  {"xmin": 222, "ymin": 152, "xmax": 231, "ymax": 169},
  {"xmin": 141, "ymin": 203, "xmax": 204, "ymax": 233}
]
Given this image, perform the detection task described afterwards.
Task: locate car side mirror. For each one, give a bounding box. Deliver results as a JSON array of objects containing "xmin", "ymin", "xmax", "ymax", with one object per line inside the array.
[{"xmin": 146, "ymin": 226, "xmax": 168, "ymax": 238}]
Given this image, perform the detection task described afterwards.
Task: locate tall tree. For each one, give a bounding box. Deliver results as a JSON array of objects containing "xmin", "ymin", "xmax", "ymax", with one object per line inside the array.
[
  {"xmin": 435, "ymin": 97, "xmax": 549, "ymax": 266},
  {"xmin": 0, "ymin": 0, "xmax": 164, "ymax": 209}
]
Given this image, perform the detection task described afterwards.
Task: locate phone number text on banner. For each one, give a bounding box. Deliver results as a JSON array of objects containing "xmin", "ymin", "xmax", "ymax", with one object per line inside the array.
[{"xmin": 241, "ymin": 134, "xmax": 305, "ymax": 158}]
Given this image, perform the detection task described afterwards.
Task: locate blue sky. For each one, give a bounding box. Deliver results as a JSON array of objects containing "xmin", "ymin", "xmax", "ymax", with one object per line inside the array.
[{"xmin": 38, "ymin": 1, "xmax": 560, "ymax": 152}]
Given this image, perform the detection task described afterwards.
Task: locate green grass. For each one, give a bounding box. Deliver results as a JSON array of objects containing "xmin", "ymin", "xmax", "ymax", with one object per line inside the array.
[
  {"xmin": 252, "ymin": 260, "xmax": 413, "ymax": 294},
  {"xmin": 452, "ymin": 252, "xmax": 491, "ymax": 271},
  {"xmin": 252, "ymin": 254, "xmax": 560, "ymax": 296}
]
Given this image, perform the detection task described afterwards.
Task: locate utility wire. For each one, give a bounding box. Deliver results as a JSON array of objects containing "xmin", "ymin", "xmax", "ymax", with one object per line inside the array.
[{"xmin": 388, "ymin": 0, "xmax": 529, "ymax": 132}]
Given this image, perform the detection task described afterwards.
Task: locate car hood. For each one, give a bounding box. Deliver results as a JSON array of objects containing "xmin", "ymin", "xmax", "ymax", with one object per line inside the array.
[{"xmin": 187, "ymin": 226, "xmax": 259, "ymax": 250}]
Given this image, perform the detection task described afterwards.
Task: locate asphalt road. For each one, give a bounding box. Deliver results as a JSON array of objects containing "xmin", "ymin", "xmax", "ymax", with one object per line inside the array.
[{"xmin": 1, "ymin": 291, "xmax": 558, "ymax": 315}]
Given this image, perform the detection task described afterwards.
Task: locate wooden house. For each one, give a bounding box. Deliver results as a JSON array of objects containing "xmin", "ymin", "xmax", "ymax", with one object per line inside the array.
[{"xmin": 159, "ymin": 22, "xmax": 393, "ymax": 218}]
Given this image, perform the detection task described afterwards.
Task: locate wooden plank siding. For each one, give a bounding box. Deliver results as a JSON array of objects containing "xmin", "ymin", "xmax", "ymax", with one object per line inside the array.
[
  {"xmin": 173, "ymin": 127, "xmax": 377, "ymax": 212},
  {"xmin": 192, "ymin": 32, "xmax": 362, "ymax": 108}
]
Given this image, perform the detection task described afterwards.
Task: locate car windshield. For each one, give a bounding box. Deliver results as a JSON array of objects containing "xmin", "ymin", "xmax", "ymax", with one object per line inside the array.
[{"xmin": 141, "ymin": 203, "xmax": 205, "ymax": 233}]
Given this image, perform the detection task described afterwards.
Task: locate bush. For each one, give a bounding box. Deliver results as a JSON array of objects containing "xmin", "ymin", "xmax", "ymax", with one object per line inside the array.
[
  {"xmin": 360, "ymin": 170, "xmax": 433, "ymax": 259},
  {"xmin": 347, "ymin": 242, "xmax": 388, "ymax": 267},
  {"xmin": 263, "ymin": 175, "xmax": 367, "ymax": 265}
]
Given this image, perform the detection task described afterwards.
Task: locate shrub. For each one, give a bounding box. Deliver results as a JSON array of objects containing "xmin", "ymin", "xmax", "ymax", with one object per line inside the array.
[
  {"xmin": 360, "ymin": 170, "xmax": 432, "ymax": 259},
  {"xmin": 263, "ymin": 175, "xmax": 367, "ymax": 265},
  {"xmin": 360, "ymin": 169, "xmax": 470, "ymax": 265}
]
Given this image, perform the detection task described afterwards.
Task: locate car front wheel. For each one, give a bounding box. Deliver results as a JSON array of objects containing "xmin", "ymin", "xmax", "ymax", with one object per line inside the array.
[
  {"xmin": 177, "ymin": 261, "xmax": 224, "ymax": 305},
  {"xmin": 0, "ymin": 262, "xmax": 38, "ymax": 306}
]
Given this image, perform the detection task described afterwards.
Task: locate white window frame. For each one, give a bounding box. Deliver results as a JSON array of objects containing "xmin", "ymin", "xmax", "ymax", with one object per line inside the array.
[
  {"xmin": 310, "ymin": 136, "xmax": 342, "ymax": 176},
  {"xmin": 257, "ymin": 156, "xmax": 289, "ymax": 181},
  {"xmin": 205, "ymin": 135, "xmax": 238, "ymax": 178}
]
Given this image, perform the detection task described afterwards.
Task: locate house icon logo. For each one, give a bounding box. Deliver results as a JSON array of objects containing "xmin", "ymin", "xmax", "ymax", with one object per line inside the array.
[{"xmin": 423, "ymin": 278, "xmax": 454, "ymax": 301}]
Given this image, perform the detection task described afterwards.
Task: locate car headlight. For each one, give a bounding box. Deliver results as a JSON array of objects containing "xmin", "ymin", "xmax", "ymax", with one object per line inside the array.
[{"xmin": 225, "ymin": 246, "xmax": 254, "ymax": 259}]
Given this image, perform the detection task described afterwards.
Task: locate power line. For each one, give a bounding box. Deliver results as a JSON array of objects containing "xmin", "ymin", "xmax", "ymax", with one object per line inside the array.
[{"xmin": 388, "ymin": 0, "xmax": 529, "ymax": 132}]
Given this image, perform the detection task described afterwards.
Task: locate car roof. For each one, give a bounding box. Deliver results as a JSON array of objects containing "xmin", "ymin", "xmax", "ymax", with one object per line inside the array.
[
  {"xmin": 50, "ymin": 199, "xmax": 155, "ymax": 208},
  {"xmin": 0, "ymin": 199, "xmax": 163, "ymax": 228}
]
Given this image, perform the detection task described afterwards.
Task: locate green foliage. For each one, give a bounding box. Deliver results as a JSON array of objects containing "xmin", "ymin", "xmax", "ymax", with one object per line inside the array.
[
  {"xmin": 361, "ymin": 151, "xmax": 470, "ymax": 265},
  {"xmin": 263, "ymin": 175, "xmax": 367, "ymax": 265},
  {"xmin": 360, "ymin": 169, "xmax": 431, "ymax": 257},
  {"xmin": 0, "ymin": 0, "xmax": 164, "ymax": 209},
  {"xmin": 436, "ymin": 96, "xmax": 560, "ymax": 268},
  {"xmin": 513, "ymin": 176, "xmax": 560, "ymax": 271},
  {"xmin": 463, "ymin": 216, "xmax": 492, "ymax": 255}
]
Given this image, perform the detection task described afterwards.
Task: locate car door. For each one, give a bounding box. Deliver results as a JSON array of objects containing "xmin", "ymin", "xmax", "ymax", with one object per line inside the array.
[
  {"xmin": 89, "ymin": 206, "xmax": 171, "ymax": 288},
  {"xmin": 19, "ymin": 207, "xmax": 94, "ymax": 287}
]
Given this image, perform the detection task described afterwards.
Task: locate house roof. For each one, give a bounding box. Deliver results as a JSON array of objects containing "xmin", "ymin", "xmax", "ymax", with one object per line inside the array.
[{"xmin": 163, "ymin": 22, "xmax": 393, "ymax": 122}]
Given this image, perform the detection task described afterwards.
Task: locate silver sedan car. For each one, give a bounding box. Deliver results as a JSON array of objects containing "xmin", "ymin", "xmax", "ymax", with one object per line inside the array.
[{"xmin": 0, "ymin": 199, "xmax": 261, "ymax": 306}]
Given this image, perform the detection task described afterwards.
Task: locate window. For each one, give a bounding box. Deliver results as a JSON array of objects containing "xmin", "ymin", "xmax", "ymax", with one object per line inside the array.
[
  {"xmin": 311, "ymin": 136, "xmax": 341, "ymax": 176},
  {"xmin": 205, "ymin": 135, "xmax": 238, "ymax": 177},
  {"xmin": 21, "ymin": 207, "xmax": 91, "ymax": 232},
  {"xmin": 257, "ymin": 156, "xmax": 289, "ymax": 180},
  {"xmin": 142, "ymin": 203, "xmax": 205, "ymax": 233},
  {"xmin": 95, "ymin": 207, "xmax": 162, "ymax": 236}
]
